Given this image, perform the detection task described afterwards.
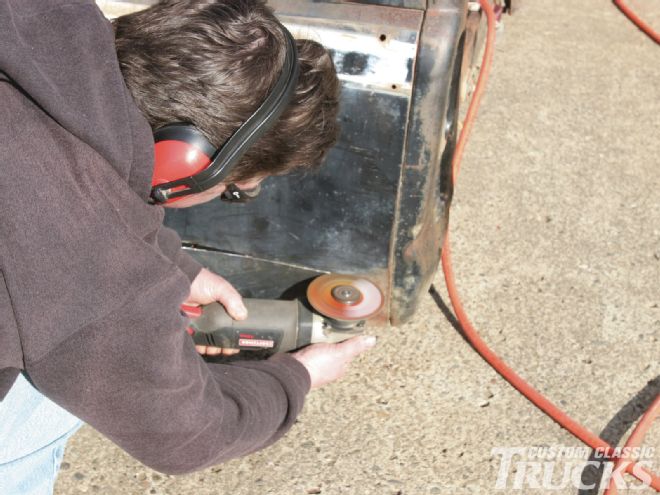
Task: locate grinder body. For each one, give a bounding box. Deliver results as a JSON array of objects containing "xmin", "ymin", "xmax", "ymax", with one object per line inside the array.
[
  {"xmin": 190, "ymin": 299, "xmax": 363, "ymax": 353},
  {"xmin": 188, "ymin": 274, "xmax": 382, "ymax": 354}
]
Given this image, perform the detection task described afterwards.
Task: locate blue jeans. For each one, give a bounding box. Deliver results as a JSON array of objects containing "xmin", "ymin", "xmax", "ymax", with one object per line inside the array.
[{"xmin": 0, "ymin": 372, "xmax": 83, "ymax": 495}]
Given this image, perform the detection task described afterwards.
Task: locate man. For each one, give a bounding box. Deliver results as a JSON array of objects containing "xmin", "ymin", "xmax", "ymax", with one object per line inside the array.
[{"xmin": 0, "ymin": 0, "xmax": 376, "ymax": 492}]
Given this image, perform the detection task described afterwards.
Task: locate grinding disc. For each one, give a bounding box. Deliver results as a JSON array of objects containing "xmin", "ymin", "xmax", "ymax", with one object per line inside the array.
[{"xmin": 307, "ymin": 274, "xmax": 383, "ymax": 321}]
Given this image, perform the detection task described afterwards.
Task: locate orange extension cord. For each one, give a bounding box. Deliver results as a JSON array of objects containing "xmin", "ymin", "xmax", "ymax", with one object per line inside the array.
[
  {"xmin": 613, "ymin": 0, "xmax": 660, "ymax": 44},
  {"xmin": 440, "ymin": 0, "xmax": 660, "ymax": 491},
  {"xmin": 605, "ymin": 395, "xmax": 660, "ymax": 494}
]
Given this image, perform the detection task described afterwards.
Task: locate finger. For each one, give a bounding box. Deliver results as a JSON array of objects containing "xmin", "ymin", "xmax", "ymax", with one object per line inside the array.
[
  {"xmin": 211, "ymin": 277, "xmax": 248, "ymax": 320},
  {"xmin": 338, "ymin": 335, "xmax": 377, "ymax": 358},
  {"xmin": 205, "ymin": 347, "xmax": 224, "ymax": 356},
  {"xmin": 195, "ymin": 345, "xmax": 208, "ymax": 355},
  {"xmin": 221, "ymin": 348, "xmax": 240, "ymax": 356}
]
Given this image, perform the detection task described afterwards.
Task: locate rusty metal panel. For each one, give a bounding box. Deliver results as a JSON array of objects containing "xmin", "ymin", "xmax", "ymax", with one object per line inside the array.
[
  {"xmin": 99, "ymin": 0, "xmax": 468, "ymax": 325},
  {"xmin": 390, "ymin": 0, "xmax": 467, "ymax": 324}
]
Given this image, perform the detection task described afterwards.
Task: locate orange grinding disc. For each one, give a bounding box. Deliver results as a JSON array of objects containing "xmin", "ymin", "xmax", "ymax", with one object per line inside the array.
[{"xmin": 306, "ymin": 274, "xmax": 384, "ymax": 321}]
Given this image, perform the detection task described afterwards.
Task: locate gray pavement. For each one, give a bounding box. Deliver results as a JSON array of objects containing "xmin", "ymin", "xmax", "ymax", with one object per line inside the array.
[{"xmin": 56, "ymin": 1, "xmax": 660, "ymax": 494}]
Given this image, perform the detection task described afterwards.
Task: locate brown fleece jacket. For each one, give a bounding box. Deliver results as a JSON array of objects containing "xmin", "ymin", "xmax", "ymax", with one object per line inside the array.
[{"xmin": 0, "ymin": 0, "xmax": 310, "ymax": 474}]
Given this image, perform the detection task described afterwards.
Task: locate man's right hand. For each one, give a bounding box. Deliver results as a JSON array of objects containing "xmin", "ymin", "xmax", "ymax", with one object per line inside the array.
[{"xmin": 290, "ymin": 335, "xmax": 377, "ymax": 389}]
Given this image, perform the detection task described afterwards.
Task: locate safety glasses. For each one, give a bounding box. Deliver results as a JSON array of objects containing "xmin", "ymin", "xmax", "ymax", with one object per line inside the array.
[{"xmin": 220, "ymin": 183, "xmax": 263, "ymax": 203}]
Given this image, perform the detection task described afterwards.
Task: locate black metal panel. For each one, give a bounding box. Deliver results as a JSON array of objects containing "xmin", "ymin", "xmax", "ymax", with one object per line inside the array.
[
  {"xmin": 183, "ymin": 248, "xmax": 324, "ymax": 300},
  {"xmin": 161, "ymin": 1, "xmax": 467, "ymax": 325},
  {"xmin": 165, "ymin": 89, "xmax": 409, "ymax": 273},
  {"xmin": 165, "ymin": 2, "xmax": 422, "ymax": 316}
]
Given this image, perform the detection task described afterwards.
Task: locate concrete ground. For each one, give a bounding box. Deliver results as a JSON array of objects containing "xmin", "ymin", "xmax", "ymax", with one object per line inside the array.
[{"xmin": 56, "ymin": 1, "xmax": 659, "ymax": 494}]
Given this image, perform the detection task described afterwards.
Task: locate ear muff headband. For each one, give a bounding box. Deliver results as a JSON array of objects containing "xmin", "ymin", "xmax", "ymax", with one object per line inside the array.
[{"xmin": 150, "ymin": 23, "xmax": 300, "ymax": 204}]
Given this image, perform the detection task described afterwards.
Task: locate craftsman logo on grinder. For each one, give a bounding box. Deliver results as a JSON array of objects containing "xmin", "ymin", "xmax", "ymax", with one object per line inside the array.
[{"xmin": 238, "ymin": 338, "xmax": 274, "ymax": 348}]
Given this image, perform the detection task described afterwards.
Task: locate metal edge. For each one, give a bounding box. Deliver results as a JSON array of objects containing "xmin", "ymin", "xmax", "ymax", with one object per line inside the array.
[{"xmin": 388, "ymin": 0, "xmax": 467, "ymax": 325}]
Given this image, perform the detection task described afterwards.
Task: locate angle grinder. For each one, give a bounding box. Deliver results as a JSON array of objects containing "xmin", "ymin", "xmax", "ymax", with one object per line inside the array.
[{"xmin": 183, "ymin": 274, "xmax": 383, "ymax": 353}]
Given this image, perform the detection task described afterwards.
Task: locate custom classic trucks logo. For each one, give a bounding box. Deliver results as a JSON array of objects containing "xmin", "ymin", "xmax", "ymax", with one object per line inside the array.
[{"xmin": 491, "ymin": 445, "xmax": 656, "ymax": 491}]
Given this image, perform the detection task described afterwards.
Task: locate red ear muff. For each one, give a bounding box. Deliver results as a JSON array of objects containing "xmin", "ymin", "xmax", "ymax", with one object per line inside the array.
[
  {"xmin": 152, "ymin": 141, "xmax": 212, "ymax": 204},
  {"xmin": 151, "ymin": 124, "xmax": 217, "ymax": 204},
  {"xmin": 152, "ymin": 140, "xmax": 212, "ymax": 185},
  {"xmin": 152, "ymin": 140, "xmax": 211, "ymax": 204}
]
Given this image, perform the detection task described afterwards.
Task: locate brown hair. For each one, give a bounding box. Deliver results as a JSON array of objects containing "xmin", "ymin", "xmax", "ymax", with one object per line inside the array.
[{"xmin": 113, "ymin": 0, "xmax": 340, "ymax": 182}]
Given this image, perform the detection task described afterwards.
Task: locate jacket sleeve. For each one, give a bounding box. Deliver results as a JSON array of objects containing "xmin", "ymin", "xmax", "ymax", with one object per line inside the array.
[{"xmin": 26, "ymin": 286, "xmax": 310, "ymax": 474}]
